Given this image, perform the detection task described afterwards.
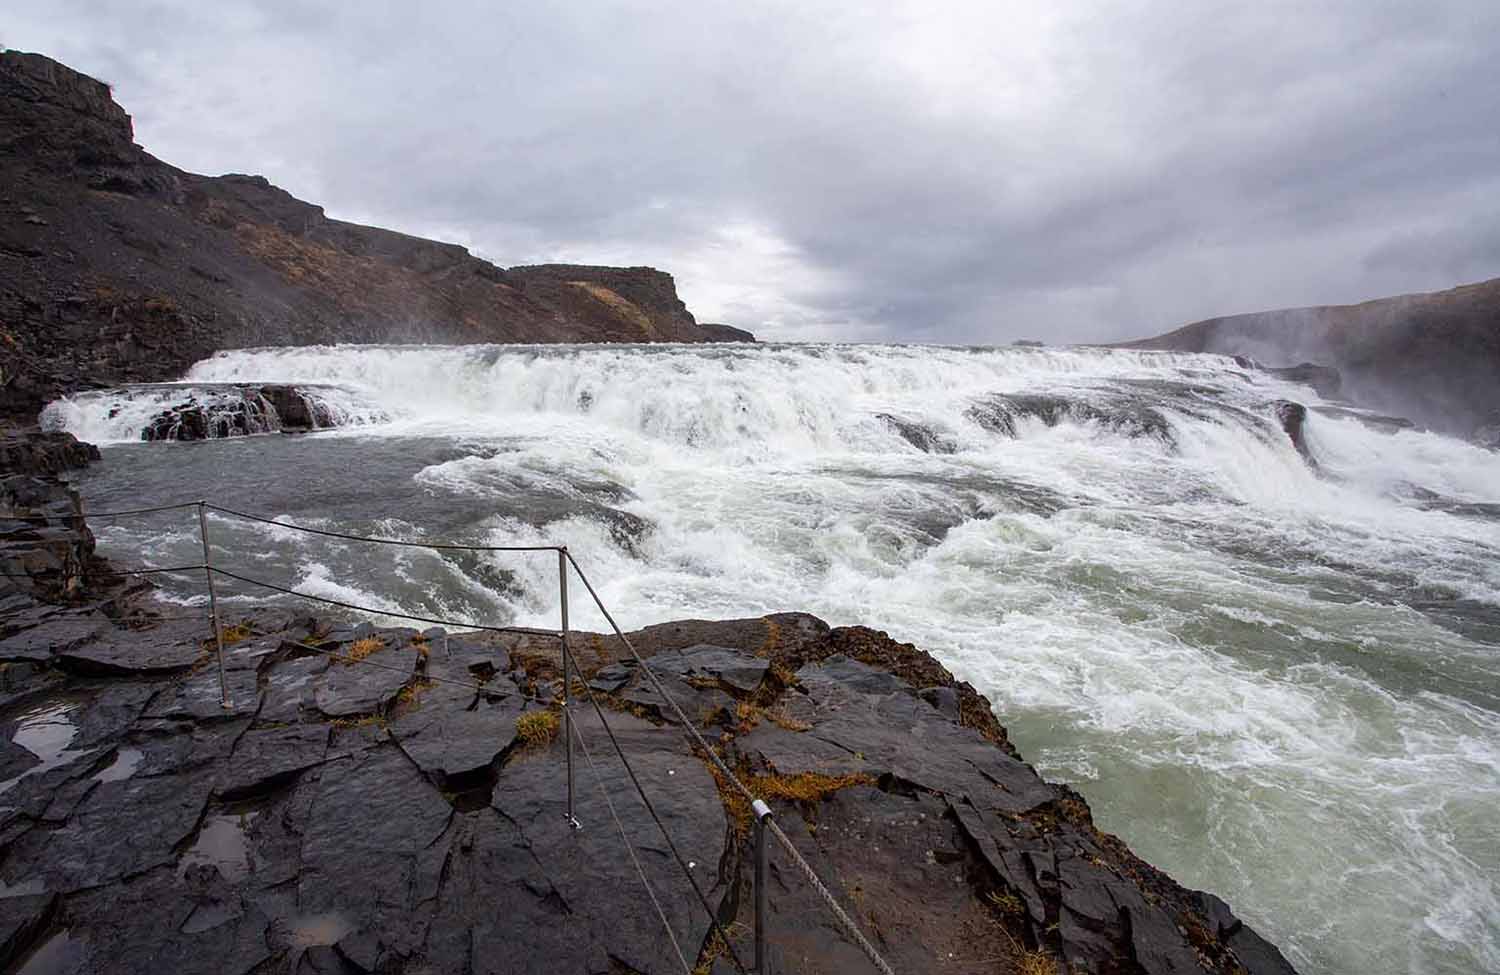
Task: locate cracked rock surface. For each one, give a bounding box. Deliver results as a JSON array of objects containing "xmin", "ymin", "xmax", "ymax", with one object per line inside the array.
[{"xmin": 0, "ymin": 568, "xmax": 1298, "ymax": 974}]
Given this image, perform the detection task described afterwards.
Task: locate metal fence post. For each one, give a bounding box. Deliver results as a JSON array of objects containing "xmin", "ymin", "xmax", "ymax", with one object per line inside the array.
[
  {"xmin": 196, "ymin": 501, "xmax": 231, "ymax": 709},
  {"xmin": 753, "ymin": 798, "xmax": 773, "ymax": 974},
  {"xmin": 560, "ymin": 546, "xmax": 579, "ymax": 829}
]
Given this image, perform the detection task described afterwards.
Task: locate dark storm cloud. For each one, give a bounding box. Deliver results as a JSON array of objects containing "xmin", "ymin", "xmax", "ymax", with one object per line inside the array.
[{"xmin": 8, "ymin": 0, "xmax": 1499, "ymax": 342}]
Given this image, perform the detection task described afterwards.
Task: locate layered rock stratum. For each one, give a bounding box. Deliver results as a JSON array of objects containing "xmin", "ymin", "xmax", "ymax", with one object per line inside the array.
[{"xmin": 0, "ymin": 50, "xmax": 751, "ymax": 420}]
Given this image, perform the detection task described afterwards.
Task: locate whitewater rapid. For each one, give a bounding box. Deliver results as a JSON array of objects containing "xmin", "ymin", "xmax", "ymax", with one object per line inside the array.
[{"xmin": 46, "ymin": 343, "xmax": 1500, "ymax": 975}]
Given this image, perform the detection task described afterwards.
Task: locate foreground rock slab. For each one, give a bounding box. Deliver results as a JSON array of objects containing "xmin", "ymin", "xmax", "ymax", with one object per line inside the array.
[{"xmin": 0, "ymin": 586, "xmax": 1298, "ymax": 974}]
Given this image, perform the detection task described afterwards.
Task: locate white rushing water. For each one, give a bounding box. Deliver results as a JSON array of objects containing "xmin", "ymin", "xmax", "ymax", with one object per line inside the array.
[{"xmin": 49, "ymin": 342, "xmax": 1500, "ymax": 974}]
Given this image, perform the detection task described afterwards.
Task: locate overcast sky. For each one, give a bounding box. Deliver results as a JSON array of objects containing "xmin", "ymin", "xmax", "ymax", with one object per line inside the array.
[{"xmin": 8, "ymin": 1, "xmax": 1500, "ymax": 343}]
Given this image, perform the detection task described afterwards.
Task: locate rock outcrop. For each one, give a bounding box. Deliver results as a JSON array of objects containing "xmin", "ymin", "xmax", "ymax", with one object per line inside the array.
[
  {"xmin": 0, "ymin": 430, "xmax": 108, "ymax": 604},
  {"xmin": 967, "ymin": 392, "xmax": 1174, "ymax": 443},
  {"xmin": 0, "ymin": 51, "xmax": 753, "ymax": 422},
  {"xmin": 1122, "ymin": 278, "xmax": 1500, "ymax": 437},
  {"xmin": 137, "ymin": 384, "xmax": 376, "ymax": 441},
  {"xmin": 1274, "ymin": 400, "xmax": 1317, "ymax": 469},
  {"xmin": 0, "ymin": 442, "xmax": 1299, "ymax": 974}
]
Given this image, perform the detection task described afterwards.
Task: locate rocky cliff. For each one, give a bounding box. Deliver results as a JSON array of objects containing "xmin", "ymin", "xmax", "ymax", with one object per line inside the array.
[
  {"xmin": 1119, "ymin": 277, "xmax": 1500, "ymax": 438},
  {"xmin": 0, "ymin": 51, "xmax": 750, "ymax": 421}
]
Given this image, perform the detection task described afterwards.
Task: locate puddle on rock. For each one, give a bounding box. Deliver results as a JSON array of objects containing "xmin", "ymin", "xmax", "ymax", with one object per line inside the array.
[
  {"xmin": 15, "ymin": 928, "xmax": 88, "ymax": 974},
  {"xmin": 288, "ymin": 912, "xmax": 355, "ymax": 948},
  {"xmin": 178, "ymin": 812, "xmax": 255, "ymax": 883},
  {"xmin": 92, "ymin": 747, "xmax": 142, "ymax": 784},
  {"xmin": 0, "ymin": 701, "xmax": 86, "ymax": 795}
]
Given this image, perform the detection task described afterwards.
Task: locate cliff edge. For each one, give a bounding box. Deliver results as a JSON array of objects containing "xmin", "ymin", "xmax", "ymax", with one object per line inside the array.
[
  {"xmin": 1118, "ymin": 277, "xmax": 1500, "ymax": 437},
  {"xmin": 0, "ymin": 51, "xmax": 751, "ymax": 421}
]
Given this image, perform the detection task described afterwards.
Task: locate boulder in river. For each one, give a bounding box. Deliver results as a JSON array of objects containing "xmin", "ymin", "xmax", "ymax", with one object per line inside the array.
[{"xmin": 1274, "ymin": 399, "xmax": 1318, "ymax": 469}]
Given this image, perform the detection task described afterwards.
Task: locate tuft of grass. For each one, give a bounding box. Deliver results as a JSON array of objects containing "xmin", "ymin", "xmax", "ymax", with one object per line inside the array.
[
  {"xmin": 341, "ymin": 636, "xmax": 384, "ymax": 664},
  {"xmin": 515, "ymin": 709, "xmax": 561, "ymax": 748},
  {"xmin": 754, "ymin": 771, "xmax": 874, "ymax": 805},
  {"xmin": 1016, "ymin": 951, "xmax": 1060, "ymax": 975},
  {"xmin": 395, "ymin": 679, "xmax": 434, "ymax": 708},
  {"xmin": 330, "ymin": 713, "xmax": 387, "ymax": 730},
  {"xmin": 218, "ymin": 622, "xmax": 253, "ymax": 646},
  {"xmin": 986, "ymin": 890, "xmax": 1024, "ymax": 916}
]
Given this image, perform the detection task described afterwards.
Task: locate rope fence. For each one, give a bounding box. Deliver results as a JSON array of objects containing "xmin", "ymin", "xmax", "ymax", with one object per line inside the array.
[{"xmin": 0, "ymin": 496, "xmax": 896, "ymax": 975}]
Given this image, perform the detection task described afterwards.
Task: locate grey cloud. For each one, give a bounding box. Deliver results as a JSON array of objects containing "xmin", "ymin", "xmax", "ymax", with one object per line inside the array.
[{"xmin": 7, "ymin": 0, "xmax": 1499, "ymax": 343}]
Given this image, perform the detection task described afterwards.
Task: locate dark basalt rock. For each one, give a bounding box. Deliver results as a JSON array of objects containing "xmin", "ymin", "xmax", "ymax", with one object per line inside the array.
[
  {"xmin": 968, "ymin": 392, "xmax": 1174, "ymax": 442},
  {"xmin": 0, "ymin": 430, "xmax": 99, "ymax": 475},
  {"xmin": 215, "ymin": 725, "xmax": 330, "ymax": 799},
  {"xmin": 875, "ymin": 412, "xmax": 958, "ymax": 453},
  {"xmin": 311, "ymin": 646, "xmax": 419, "ymax": 718},
  {"xmin": 137, "ymin": 383, "xmax": 368, "ymax": 442},
  {"xmin": 142, "ymin": 388, "xmax": 279, "ymax": 442},
  {"xmin": 55, "ymin": 627, "xmax": 204, "ymax": 676},
  {"xmin": 1274, "ymin": 400, "xmax": 1318, "ymax": 469},
  {"xmin": 0, "ymin": 52, "xmax": 751, "ymax": 423},
  {"xmin": 388, "ymin": 678, "xmax": 524, "ymax": 782},
  {"xmin": 1, "ymin": 468, "xmax": 106, "ymax": 604}
]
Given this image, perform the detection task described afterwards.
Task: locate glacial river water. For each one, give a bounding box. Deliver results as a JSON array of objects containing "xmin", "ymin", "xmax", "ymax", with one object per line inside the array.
[{"xmin": 45, "ymin": 343, "xmax": 1500, "ymax": 974}]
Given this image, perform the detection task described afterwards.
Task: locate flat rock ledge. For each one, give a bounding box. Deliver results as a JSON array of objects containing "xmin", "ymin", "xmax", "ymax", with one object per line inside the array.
[{"xmin": 0, "ymin": 593, "xmax": 1300, "ymax": 975}]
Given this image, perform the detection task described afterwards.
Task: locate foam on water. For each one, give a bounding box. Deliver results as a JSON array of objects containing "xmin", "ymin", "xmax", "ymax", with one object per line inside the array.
[{"xmin": 51, "ymin": 342, "xmax": 1500, "ymax": 974}]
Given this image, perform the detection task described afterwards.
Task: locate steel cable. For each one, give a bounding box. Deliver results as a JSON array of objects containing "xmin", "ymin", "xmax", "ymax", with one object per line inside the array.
[
  {"xmin": 570, "ymin": 673, "xmax": 750, "ymax": 974},
  {"xmin": 204, "ymin": 504, "xmax": 562, "ymax": 552},
  {"xmin": 568, "ymin": 715, "xmax": 694, "ymax": 975},
  {"xmin": 204, "ymin": 566, "xmax": 556, "ymax": 638},
  {"xmin": 564, "ymin": 552, "xmax": 896, "ymax": 974}
]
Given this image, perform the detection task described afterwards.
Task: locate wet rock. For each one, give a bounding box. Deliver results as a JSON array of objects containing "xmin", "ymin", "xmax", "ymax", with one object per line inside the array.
[
  {"xmin": 64, "ymin": 867, "xmax": 275, "ymax": 975},
  {"xmin": 56, "ymin": 627, "xmax": 203, "ymax": 676},
  {"xmin": 0, "ymin": 892, "xmax": 57, "ymax": 971},
  {"xmin": 5, "ymin": 767, "xmax": 215, "ymax": 890},
  {"xmin": 621, "ymin": 671, "xmax": 738, "ymax": 727},
  {"xmin": 875, "ymin": 412, "xmax": 957, "ymax": 454},
  {"xmin": 389, "ymin": 678, "xmax": 523, "ymax": 782},
  {"xmin": 587, "ymin": 660, "xmax": 635, "ymax": 694},
  {"xmin": 0, "ymin": 429, "xmax": 98, "ymax": 475},
  {"xmin": 968, "ymin": 392, "xmax": 1174, "ymax": 442},
  {"xmin": 1274, "ymin": 400, "xmax": 1318, "ymax": 469},
  {"xmin": 490, "ymin": 708, "xmax": 728, "ymax": 974},
  {"xmin": 1194, "ymin": 891, "xmax": 1299, "ymax": 975},
  {"xmin": 217, "ymin": 725, "xmax": 329, "ymax": 799},
  {"xmin": 737, "ymin": 655, "xmax": 1058, "ymax": 809},
  {"xmin": 0, "ymin": 613, "xmax": 106, "ymax": 661},
  {"xmin": 297, "ymin": 746, "xmax": 454, "ymax": 920},
  {"xmin": 644, "ymin": 643, "xmax": 770, "ymax": 694},
  {"xmin": 143, "ymin": 667, "xmax": 260, "ymax": 721},
  {"xmin": 259, "ymin": 654, "xmax": 330, "ymax": 722},
  {"xmin": 311, "ymin": 647, "xmax": 418, "ymax": 719}
]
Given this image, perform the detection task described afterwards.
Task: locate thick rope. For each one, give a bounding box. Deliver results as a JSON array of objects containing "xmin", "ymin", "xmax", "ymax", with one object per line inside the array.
[{"xmin": 569, "ymin": 715, "xmax": 693, "ymax": 975}]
